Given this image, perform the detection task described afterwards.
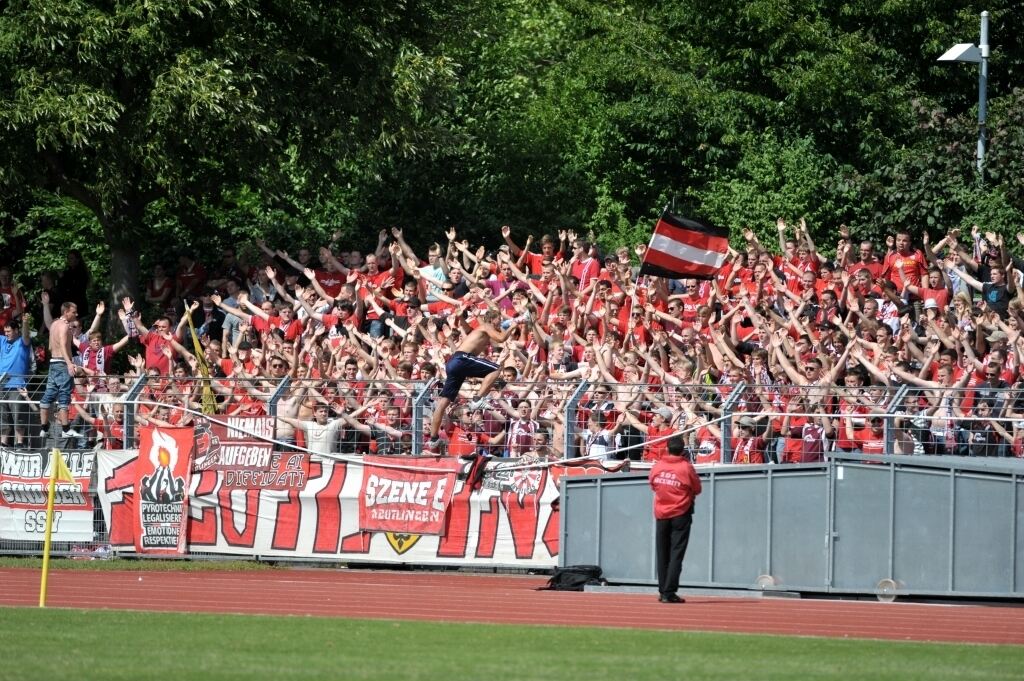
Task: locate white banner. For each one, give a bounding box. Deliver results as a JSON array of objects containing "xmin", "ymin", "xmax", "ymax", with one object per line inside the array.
[{"xmin": 0, "ymin": 448, "xmax": 96, "ymax": 542}]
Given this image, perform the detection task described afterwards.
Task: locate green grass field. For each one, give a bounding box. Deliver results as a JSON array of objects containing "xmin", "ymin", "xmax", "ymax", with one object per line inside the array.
[{"xmin": 0, "ymin": 607, "xmax": 1021, "ymax": 681}]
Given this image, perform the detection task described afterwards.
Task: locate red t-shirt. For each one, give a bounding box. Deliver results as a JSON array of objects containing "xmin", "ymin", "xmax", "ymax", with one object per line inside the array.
[
  {"xmin": 176, "ymin": 263, "xmax": 208, "ymax": 297},
  {"xmin": 730, "ymin": 436, "xmax": 766, "ymax": 464},
  {"xmin": 314, "ymin": 269, "xmax": 345, "ymax": 298},
  {"xmin": 141, "ymin": 332, "xmax": 175, "ymax": 375},
  {"xmin": 642, "ymin": 426, "xmax": 676, "ymax": 463},
  {"xmin": 571, "ymin": 258, "xmax": 600, "ymax": 291},
  {"xmin": 853, "ymin": 427, "xmax": 886, "ymax": 463},
  {"xmin": 883, "ymin": 250, "xmax": 927, "ymax": 288},
  {"xmin": 694, "ymin": 426, "xmax": 721, "ymax": 465}
]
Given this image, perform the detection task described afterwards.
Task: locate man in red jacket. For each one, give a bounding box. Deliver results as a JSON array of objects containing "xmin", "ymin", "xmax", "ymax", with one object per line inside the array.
[{"xmin": 648, "ymin": 436, "xmax": 702, "ymax": 603}]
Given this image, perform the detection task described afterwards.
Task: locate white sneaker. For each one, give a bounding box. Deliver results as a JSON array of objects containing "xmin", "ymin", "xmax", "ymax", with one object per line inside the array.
[{"xmin": 62, "ymin": 429, "xmax": 82, "ymax": 439}]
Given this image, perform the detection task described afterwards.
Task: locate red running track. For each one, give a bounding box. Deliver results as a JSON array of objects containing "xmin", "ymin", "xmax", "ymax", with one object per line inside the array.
[{"xmin": 2, "ymin": 568, "xmax": 1022, "ymax": 645}]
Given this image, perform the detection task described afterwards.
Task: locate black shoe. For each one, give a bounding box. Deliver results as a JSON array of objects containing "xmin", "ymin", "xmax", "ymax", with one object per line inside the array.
[{"xmin": 658, "ymin": 593, "xmax": 684, "ymax": 603}]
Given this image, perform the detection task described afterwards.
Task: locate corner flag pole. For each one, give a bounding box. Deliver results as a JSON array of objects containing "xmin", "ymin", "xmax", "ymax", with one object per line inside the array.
[{"xmin": 39, "ymin": 448, "xmax": 74, "ymax": 607}]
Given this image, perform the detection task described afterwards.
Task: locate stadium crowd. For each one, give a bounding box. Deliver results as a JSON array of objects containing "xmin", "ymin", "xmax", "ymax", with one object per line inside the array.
[{"xmin": 3, "ymin": 221, "xmax": 1024, "ymax": 462}]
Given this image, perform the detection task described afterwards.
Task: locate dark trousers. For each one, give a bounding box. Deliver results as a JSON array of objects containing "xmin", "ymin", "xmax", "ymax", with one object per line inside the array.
[{"xmin": 656, "ymin": 511, "xmax": 693, "ymax": 596}]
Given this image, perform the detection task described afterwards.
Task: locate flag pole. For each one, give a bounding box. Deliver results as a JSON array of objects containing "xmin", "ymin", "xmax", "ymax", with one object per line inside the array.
[
  {"xmin": 184, "ymin": 300, "xmax": 217, "ymax": 415},
  {"xmin": 633, "ymin": 204, "xmax": 671, "ymax": 310},
  {"xmin": 39, "ymin": 448, "xmax": 73, "ymax": 607}
]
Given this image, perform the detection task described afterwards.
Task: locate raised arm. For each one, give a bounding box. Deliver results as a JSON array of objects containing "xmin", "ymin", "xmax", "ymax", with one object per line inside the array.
[
  {"xmin": 264, "ymin": 266, "xmax": 294, "ymax": 304},
  {"xmin": 85, "ymin": 301, "xmax": 106, "ymax": 336},
  {"xmin": 209, "ymin": 291, "xmax": 242, "ymax": 318},
  {"xmin": 943, "ymin": 262, "xmax": 982, "ymax": 292},
  {"xmin": 274, "ymin": 248, "xmax": 306, "ymax": 273},
  {"xmin": 501, "ymin": 224, "xmax": 527, "ymax": 257},
  {"xmin": 775, "ymin": 218, "xmax": 788, "ymax": 257}
]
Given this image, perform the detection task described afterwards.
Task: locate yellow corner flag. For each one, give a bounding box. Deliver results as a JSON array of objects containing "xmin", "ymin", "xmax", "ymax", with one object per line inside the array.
[
  {"xmin": 40, "ymin": 449, "xmax": 74, "ymax": 607},
  {"xmin": 52, "ymin": 449, "xmax": 74, "ymax": 483}
]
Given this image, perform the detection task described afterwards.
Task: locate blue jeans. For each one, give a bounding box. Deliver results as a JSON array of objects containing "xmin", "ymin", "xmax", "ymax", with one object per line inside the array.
[{"xmin": 39, "ymin": 361, "xmax": 73, "ymax": 411}]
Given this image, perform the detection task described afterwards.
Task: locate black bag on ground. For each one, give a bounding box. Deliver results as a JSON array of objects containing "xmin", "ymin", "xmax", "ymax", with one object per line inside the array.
[{"xmin": 540, "ymin": 565, "xmax": 604, "ymax": 591}]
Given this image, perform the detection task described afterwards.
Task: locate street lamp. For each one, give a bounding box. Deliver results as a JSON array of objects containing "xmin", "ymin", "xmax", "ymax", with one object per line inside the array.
[{"xmin": 937, "ymin": 11, "xmax": 990, "ymax": 178}]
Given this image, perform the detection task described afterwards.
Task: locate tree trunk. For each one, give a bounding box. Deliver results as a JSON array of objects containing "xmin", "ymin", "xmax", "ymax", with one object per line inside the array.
[{"xmin": 105, "ymin": 226, "xmax": 142, "ymax": 338}]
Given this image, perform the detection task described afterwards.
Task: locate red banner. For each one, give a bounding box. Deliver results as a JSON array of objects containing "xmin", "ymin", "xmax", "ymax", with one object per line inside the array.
[
  {"xmin": 135, "ymin": 426, "xmax": 194, "ymax": 554},
  {"xmin": 193, "ymin": 415, "xmax": 275, "ymax": 473},
  {"xmin": 359, "ymin": 456, "xmax": 462, "ymax": 536}
]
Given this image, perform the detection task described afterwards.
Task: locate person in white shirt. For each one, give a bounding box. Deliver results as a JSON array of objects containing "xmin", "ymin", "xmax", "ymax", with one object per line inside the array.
[{"xmin": 279, "ymin": 403, "xmax": 345, "ymax": 455}]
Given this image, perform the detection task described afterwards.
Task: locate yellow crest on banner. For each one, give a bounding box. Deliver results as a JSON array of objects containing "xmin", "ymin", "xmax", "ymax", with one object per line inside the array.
[{"xmin": 385, "ymin": 532, "xmax": 421, "ymax": 555}]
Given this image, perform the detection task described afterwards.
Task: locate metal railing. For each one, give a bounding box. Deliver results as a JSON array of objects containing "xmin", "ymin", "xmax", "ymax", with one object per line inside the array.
[{"xmin": 3, "ymin": 374, "xmax": 1024, "ymax": 462}]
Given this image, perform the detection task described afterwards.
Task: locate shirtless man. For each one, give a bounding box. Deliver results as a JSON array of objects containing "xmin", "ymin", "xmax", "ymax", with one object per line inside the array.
[
  {"xmin": 426, "ymin": 308, "xmax": 530, "ymax": 451},
  {"xmin": 39, "ymin": 301, "xmax": 85, "ymax": 439}
]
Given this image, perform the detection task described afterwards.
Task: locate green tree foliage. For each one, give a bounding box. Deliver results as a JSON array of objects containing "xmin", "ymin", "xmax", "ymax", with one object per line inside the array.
[
  {"xmin": 0, "ymin": 0, "xmax": 462, "ymax": 302},
  {"xmin": 348, "ymin": 1, "xmax": 1023, "ymax": 257},
  {"xmin": 2, "ymin": 0, "xmax": 1023, "ymax": 290}
]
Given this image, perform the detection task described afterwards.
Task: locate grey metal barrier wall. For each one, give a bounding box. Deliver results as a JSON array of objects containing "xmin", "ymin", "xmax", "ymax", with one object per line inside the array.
[{"xmin": 561, "ymin": 453, "xmax": 1024, "ymax": 599}]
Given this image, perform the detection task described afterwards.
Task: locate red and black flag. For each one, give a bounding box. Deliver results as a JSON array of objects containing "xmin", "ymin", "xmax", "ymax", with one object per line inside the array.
[{"xmin": 639, "ymin": 209, "xmax": 729, "ymax": 280}]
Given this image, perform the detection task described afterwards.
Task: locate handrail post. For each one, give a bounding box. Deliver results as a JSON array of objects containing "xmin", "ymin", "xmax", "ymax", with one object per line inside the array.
[
  {"xmin": 268, "ymin": 377, "xmax": 290, "ymax": 446},
  {"xmin": 884, "ymin": 384, "xmax": 910, "ymax": 457},
  {"xmin": 563, "ymin": 380, "xmax": 590, "ymax": 459},
  {"xmin": 0, "ymin": 373, "xmax": 8, "ymax": 439},
  {"xmin": 123, "ymin": 374, "xmax": 149, "ymax": 449},
  {"xmin": 412, "ymin": 378, "xmax": 438, "ymax": 455},
  {"xmin": 719, "ymin": 382, "xmax": 746, "ymax": 464}
]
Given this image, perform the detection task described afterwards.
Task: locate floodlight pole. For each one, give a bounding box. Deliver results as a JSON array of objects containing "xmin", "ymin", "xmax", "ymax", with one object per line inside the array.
[
  {"xmin": 977, "ymin": 11, "xmax": 989, "ymax": 178},
  {"xmin": 937, "ymin": 11, "xmax": 990, "ymax": 180}
]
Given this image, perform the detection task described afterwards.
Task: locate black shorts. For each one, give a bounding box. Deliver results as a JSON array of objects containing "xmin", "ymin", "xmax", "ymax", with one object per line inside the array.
[{"xmin": 439, "ymin": 352, "xmax": 499, "ymax": 400}]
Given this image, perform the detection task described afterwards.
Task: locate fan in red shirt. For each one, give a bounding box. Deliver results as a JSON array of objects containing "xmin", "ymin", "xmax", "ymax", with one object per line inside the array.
[
  {"xmin": 881, "ymin": 232, "xmax": 928, "ymax": 288},
  {"xmin": 730, "ymin": 416, "xmax": 767, "ymax": 464},
  {"xmin": 624, "ymin": 407, "xmax": 677, "ymax": 462},
  {"xmin": 692, "ymin": 420, "xmax": 723, "ymax": 465},
  {"xmin": 445, "ymin": 406, "xmax": 501, "ymax": 457},
  {"xmin": 503, "ymin": 226, "xmax": 563, "ymax": 275},
  {"xmin": 842, "ymin": 239, "xmax": 884, "ymax": 280},
  {"xmin": 569, "ymin": 238, "xmax": 601, "ymax": 291},
  {"xmin": 845, "ymin": 414, "xmax": 886, "ymax": 463}
]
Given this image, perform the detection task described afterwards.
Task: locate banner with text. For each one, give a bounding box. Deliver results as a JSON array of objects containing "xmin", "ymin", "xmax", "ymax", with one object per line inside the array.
[
  {"xmin": 134, "ymin": 426, "xmax": 194, "ymax": 554},
  {"xmin": 359, "ymin": 456, "xmax": 462, "ymax": 536},
  {"xmin": 0, "ymin": 448, "xmax": 95, "ymax": 542},
  {"xmin": 98, "ymin": 453, "xmax": 610, "ymax": 567},
  {"xmin": 193, "ymin": 415, "xmax": 277, "ymax": 482}
]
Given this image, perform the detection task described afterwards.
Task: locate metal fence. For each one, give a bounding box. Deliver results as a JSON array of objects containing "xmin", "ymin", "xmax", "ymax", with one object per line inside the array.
[{"xmin": 4, "ymin": 374, "xmax": 1024, "ymax": 461}]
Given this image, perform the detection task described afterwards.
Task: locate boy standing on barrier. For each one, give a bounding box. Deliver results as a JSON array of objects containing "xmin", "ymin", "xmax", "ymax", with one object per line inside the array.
[
  {"xmin": 425, "ymin": 308, "xmax": 529, "ymax": 453},
  {"xmin": 39, "ymin": 302, "xmax": 85, "ymax": 441},
  {"xmin": 649, "ymin": 435, "xmax": 702, "ymax": 604}
]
